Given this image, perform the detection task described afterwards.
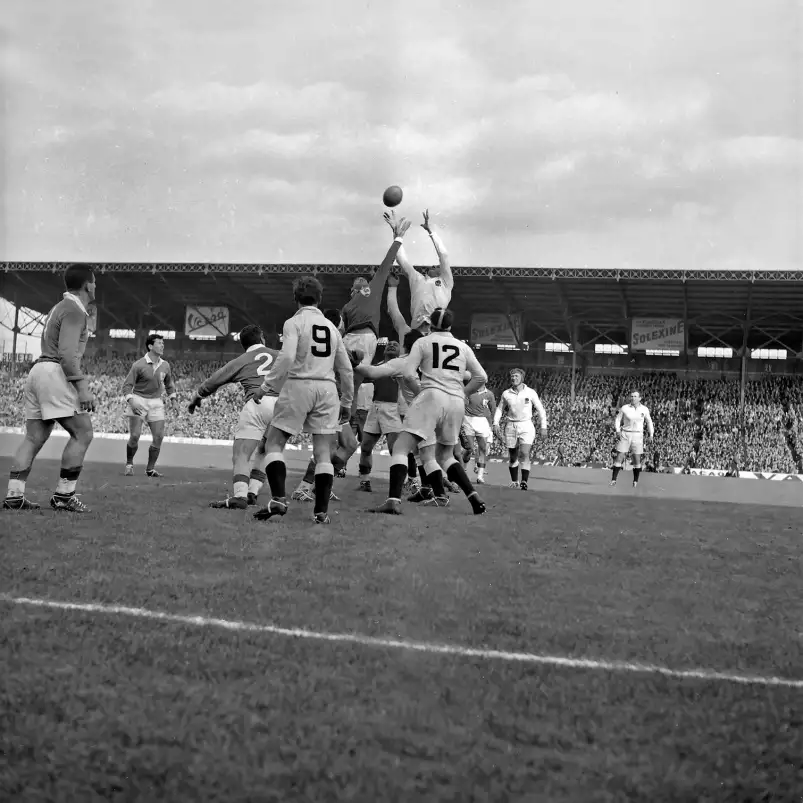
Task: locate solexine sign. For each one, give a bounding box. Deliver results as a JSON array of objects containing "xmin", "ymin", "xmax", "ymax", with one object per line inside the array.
[
  {"xmin": 630, "ymin": 318, "xmax": 685, "ymax": 352},
  {"xmin": 470, "ymin": 313, "xmax": 522, "ymax": 346}
]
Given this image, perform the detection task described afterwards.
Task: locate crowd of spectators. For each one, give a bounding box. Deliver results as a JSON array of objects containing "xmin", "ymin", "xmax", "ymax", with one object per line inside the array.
[{"xmin": 2, "ymin": 357, "xmax": 802, "ymax": 474}]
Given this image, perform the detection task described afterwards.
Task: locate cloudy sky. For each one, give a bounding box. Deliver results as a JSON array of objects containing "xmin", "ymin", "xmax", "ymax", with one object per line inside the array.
[{"xmin": 1, "ymin": 0, "xmax": 800, "ymax": 271}]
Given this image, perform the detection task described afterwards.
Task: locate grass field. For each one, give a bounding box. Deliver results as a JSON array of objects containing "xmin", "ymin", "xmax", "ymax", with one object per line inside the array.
[{"xmin": 1, "ymin": 452, "xmax": 802, "ymax": 802}]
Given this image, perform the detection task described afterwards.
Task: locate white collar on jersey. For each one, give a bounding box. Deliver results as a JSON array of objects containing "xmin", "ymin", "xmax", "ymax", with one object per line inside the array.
[
  {"xmin": 144, "ymin": 353, "xmax": 163, "ymax": 367},
  {"xmin": 63, "ymin": 292, "xmax": 89, "ymax": 316},
  {"xmin": 294, "ymin": 306, "xmax": 323, "ymax": 317},
  {"xmin": 245, "ymin": 344, "xmax": 263, "ymax": 353}
]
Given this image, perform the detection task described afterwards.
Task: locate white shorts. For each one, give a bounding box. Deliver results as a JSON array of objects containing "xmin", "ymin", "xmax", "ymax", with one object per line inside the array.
[
  {"xmin": 463, "ymin": 415, "xmax": 492, "ymax": 441},
  {"xmin": 23, "ymin": 361, "xmax": 82, "ymax": 421},
  {"xmin": 271, "ymin": 379, "xmax": 340, "ymax": 436},
  {"xmin": 128, "ymin": 395, "xmax": 165, "ymax": 423},
  {"xmin": 397, "ymin": 389, "xmax": 409, "ymax": 418},
  {"xmin": 342, "ymin": 330, "xmax": 378, "ymax": 366},
  {"xmin": 616, "ymin": 431, "xmax": 644, "ymax": 456},
  {"xmin": 403, "ymin": 388, "xmax": 465, "ymax": 447},
  {"xmin": 505, "ymin": 420, "xmax": 536, "ymax": 448},
  {"xmin": 236, "ymin": 396, "xmax": 277, "ymax": 441},
  {"xmin": 364, "ymin": 401, "xmax": 403, "ymax": 436}
]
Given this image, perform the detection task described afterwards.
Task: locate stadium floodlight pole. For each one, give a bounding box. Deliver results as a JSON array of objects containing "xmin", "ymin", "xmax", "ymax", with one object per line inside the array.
[{"xmin": 10, "ymin": 294, "xmax": 19, "ymax": 381}]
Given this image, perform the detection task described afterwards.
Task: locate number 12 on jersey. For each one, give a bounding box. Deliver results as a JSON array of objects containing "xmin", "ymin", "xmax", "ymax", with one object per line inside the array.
[{"xmin": 432, "ymin": 342, "xmax": 460, "ymax": 371}]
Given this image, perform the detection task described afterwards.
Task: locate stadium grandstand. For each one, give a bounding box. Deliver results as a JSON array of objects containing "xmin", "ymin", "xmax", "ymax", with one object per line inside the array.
[{"xmin": 3, "ymin": 262, "xmax": 803, "ymax": 476}]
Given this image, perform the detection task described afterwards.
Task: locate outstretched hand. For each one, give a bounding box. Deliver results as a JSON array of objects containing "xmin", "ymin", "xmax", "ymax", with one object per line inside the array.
[
  {"xmin": 383, "ymin": 211, "xmax": 411, "ymax": 238},
  {"xmin": 421, "ymin": 208, "xmax": 433, "ymax": 233}
]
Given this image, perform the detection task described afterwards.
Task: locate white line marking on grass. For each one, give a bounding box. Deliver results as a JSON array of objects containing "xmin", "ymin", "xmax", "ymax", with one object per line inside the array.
[{"xmin": 2, "ymin": 594, "xmax": 801, "ymax": 689}]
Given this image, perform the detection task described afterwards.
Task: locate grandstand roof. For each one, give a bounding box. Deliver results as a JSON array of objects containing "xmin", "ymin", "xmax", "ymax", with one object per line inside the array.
[{"xmin": 3, "ymin": 262, "xmax": 803, "ymax": 352}]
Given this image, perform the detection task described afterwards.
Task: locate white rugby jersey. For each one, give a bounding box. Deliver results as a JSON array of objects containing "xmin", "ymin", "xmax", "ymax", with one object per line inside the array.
[
  {"xmin": 263, "ymin": 306, "xmax": 354, "ymax": 407},
  {"xmin": 494, "ymin": 384, "xmax": 548, "ymax": 428},
  {"xmin": 405, "ymin": 332, "xmax": 486, "ymax": 399},
  {"xmin": 617, "ymin": 403, "xmax": 653, "ymax": 435},
  {"xmin": 397, "ymin": 234, "xmax": 454, "ymax": 324}
]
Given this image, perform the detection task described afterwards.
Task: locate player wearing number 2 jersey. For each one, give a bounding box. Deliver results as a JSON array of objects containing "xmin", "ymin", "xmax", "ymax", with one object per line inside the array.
[
  {"xmin": 373, "ymin": 307, "xmax": 488, "ymax": 516},
  {"xmin": 252, "ymin": 275, "xmax": 354, "ymax": 525},
  {"xmin": 187, "ymin": 325, "xmax": 279, "ymax": 510}
]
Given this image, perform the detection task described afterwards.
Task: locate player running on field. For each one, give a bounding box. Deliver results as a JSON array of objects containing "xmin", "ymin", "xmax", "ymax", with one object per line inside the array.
[
  {"xmin": 4, "ymin": 263, "xmax": 97, "ymax": 512},
  {"xmin": 251, "ymin": 275, "xmax": 355, "ymax": 525},
  {"xmin": 186, "ymin": 324, "xmax": 279, "ymax": 509},
  {"xmin": 611, "ymin": 390, "xmax": 654, "ymax": 488},
  {"xmin": 122, "ymin": 333, "xmax": 178, "ymax": 477},
  {"xmin": 493, "ymin": 368, "xmax": 548, "ymax": 491},
  {"xmin": 463, "ymin": 382, "xmax": 497, "ymax": 484},
  {"xmin": 373, "ymin": 308, "xmax": 487, "ymax": 516},
  {"xmin": 385, "ymin": 208, "xmax": 452, "ymax": 332}
]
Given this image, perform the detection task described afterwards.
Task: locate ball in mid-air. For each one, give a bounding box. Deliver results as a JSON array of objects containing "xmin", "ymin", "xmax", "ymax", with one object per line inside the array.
[{"xmin": 382, "ymin": 185, "xmax": 403, "ymax": 208}]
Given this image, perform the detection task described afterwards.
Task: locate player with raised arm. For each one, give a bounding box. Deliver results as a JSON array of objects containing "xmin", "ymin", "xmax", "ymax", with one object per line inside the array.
[
  {"xmin": 463, "ymin": 382, "xmax": 497, "ymax": 484},
  {"xmin": 122, "ymin": 334, "xmax": 178, "ymax": 477},
  {"xmin": 611, "ymin": 390, "xmax": 654, "ymax": 488},
  {"xmin": 386, "ymin": 209, "xmax": 452, "ymax": 332},
  {"xmin": 372, "ymin": 308, "xmax": 487, "ymax": 515},
  {"xmin": 341, "ymin": 215, "xmax": 411, "ymax": 413},
  {"xmin": 3, "ymin": 263, "xmax": 97, "ymax": 512},
  {"xmin": 185, "ymin": 324, "xmax": 279, "ymax": 509},
  {"xmin": 493, "ymin": 368, "xmax": 547, "ymax": 491},
  {"xmin": 250, "ymin": 275, "xmax": 355, "ymax": 525}
]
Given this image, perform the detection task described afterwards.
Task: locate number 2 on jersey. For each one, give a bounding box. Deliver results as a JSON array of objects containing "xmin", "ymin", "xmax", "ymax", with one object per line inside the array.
[
  {"xmin": 432, "ymin": 342, "xmax": 460, "ymax": 371},
  {"xmin": 311, "ymin": 324, "xmax": 332, "ymax": 358},
  {"xmin": 254, "ymin": 352, "xmax": 274, "ymax": 376}
]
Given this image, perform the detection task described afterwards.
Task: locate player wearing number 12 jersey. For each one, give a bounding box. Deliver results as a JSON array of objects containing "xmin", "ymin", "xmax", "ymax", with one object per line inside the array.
[
  {"xmin": 374, "ymin": 308, "xmax": 487, "ymax": 516},
  {"xmin": 252, "ymin": 275, "xmax": 354, "ymax": 525},
  {"xmin": 187, "ymin": 325, "xmax": 279, "ymax": 509}
]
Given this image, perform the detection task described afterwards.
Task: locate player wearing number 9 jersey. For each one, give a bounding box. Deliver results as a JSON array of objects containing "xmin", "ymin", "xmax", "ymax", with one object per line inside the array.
[
  {"xmin": 373, "ymin": 307, "xmax": 488, "ymax": 516},
  {"xmin": 253, "ymin": 275, "xmax": 354, "ymax": 525},
  {"xmin": 187, "ymin": 325, "xmax": 280, "ymax": 509}
]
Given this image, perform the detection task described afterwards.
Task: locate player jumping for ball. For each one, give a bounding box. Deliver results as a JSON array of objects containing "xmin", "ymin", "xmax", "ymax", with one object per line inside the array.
[
  {"xmin": 122, "ymin": 333, "xmax": 178, "ymax": 477},
  {"xmin": 385, "ymin": 208, "xmax": 452, "ymax": 332},
  {"xmin": 186, "ymin": 324, "xmax": 279, "ymax": 509},
  {"xmin": 3, "ymin": 263, "xmax": 97, "ymax": 512},
  {"xmin": 251, "ymin": 275, "xmax": 355, "ymax": 525},
  {"xmin": 611, "ymin": 391, "xmax": 654, "ymax": 488},
  {"xmin": 493, "ymin": 368, "xmax": 547, "ymax": 491},
  {"xmin": 372, "ymin": 308, "xmax": 487, "ymax": 515},
  {"xmin": 341, "ymin": 215, "xmax": 411, "ymax": 415}
]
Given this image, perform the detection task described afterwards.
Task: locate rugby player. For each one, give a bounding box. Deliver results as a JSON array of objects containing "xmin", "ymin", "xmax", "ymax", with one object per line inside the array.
[
  {"xmin": 3, "ymin": 263, "xmax": 97, "ymax": 512},
  {"xmin": 611, "ymin": 391, "xmax": 654, "ymax": 488},
  {"xmin": 186, "ymin": 324, "xmax": 279, "ymax": 509},
  {"xmin": 373, "ymin": 308, "xmax": 487, "ymax": 515},
  {"xmin": 385, "ymin": 208, "xmax": 452, "ymax": 331},
  {"xmin": 463, "ymin": 382, "xmax": 497, "ymax": 484},
  {"xmin": 251, "ymin": 275, "xmax": 355, "ymax": 524},
  {"xmin": 493, "ymin": 368, "xmax": 548, "ymax": 490},
  {"xmin": 355, "ymin": 339, "xmax": 405, "ymax": 492},
  {"xmin": 341, "ymin": 214, "xmax": 411, "ymax": 413},
  {"xmin": 122, "ymin": 333, "xmax": 178, "ymax": 477}
]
